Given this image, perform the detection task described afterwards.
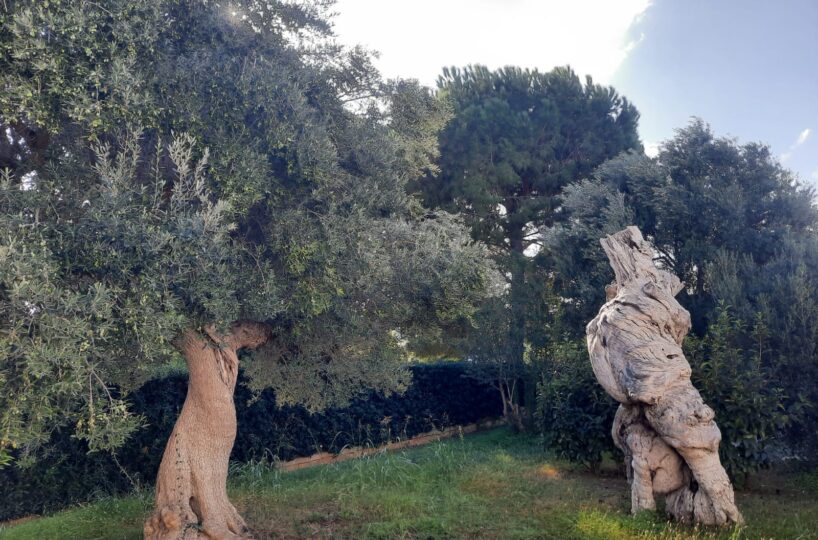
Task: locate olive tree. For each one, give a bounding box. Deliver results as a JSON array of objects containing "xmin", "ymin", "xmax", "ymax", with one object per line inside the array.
[{"xmin": 0, "ymin": 2, "xmax": 497, "ymax": 537}]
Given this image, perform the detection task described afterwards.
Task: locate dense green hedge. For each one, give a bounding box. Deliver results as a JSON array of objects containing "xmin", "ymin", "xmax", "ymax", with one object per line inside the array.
[
  {"xmin": 535, "ymin": 340, "xmax": 618, "ymax": 472},
  {"xmin": 1, "ymin": 362, "xmax": 501, "ymax": 521}
]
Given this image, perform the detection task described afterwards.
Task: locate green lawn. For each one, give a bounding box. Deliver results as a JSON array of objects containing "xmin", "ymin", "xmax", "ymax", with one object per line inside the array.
[{"xmin": 2, "ymin": 428, "xmax": 816, "ymax": 539}]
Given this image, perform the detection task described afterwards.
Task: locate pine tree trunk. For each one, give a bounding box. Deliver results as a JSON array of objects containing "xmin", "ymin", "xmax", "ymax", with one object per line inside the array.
[
  {"xmin": 508, "ymin": 223, "xmax": 527, "ymax": 372},
  {"xmin": 144, "ymin": 321, "xmax": 270, "ymax": 540},
  {"xmin": 505, "ymin": 217, "xmax": 528, "ymax": 432}
]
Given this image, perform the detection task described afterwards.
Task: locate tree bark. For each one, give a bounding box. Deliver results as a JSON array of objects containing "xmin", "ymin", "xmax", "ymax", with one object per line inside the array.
[
  {"xmin": 586, "ymin": 226, "xmax": 743, "ymax": 526},
  {"xmin": 144, "ymin": 321, "xmax": 271, "ymax": 540},
  {"xmin": 498, "ymin": 380, "xmax": 525, "ymax": 432}
]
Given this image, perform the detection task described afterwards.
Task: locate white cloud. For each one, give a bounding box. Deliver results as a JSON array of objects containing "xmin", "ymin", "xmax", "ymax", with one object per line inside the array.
[
  {"xmin": 811, "ymin": 169, "xmax": 818, "ymax": 181},
  {"xmin": 332, "ymin": 0, "xmax": 653, "ymax": 87},
  {"xmin": 781, "ymin": 127, "xmax": 811, "ymax": 162},
  {"xmin": 644, "ymin": 141, "xmax": 660, "ymax": 158}
]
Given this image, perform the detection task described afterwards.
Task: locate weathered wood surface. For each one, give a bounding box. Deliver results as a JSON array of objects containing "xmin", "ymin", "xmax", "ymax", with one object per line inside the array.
[
  {"xmin": 587, "ymin": 226, "xmax": 742, "ymax": 526},
  {"xmin": 144, "ymin": 321, "xmax": 271, "ymax": 540}
]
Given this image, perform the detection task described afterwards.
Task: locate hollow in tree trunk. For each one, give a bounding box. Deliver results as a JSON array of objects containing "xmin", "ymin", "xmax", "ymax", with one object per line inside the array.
[
  {"xmin": 586, "ymin": 227, "xmax": 743, "ymax": 526},
  {"xmin": 144, "ymin": 321, "xmax": 271, "ymax": 540}
]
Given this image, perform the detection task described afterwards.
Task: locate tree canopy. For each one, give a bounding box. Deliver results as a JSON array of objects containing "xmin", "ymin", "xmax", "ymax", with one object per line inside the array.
[
  {"xmin": 0, "ymin": 0, "xmax": 497, "ymax": 465},
  {"xmin": 419, "ymin": 65, "xmax": 640, "ymax": 413},
  {"xmin": 548, "ymin": 119, "xmax": 818, "ymax": 332}
]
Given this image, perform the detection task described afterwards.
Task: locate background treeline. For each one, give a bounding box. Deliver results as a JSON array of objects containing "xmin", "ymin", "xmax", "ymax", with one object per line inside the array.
[
  {"xmin": 0, "ymin": 363, "xmax": 500, "ymax": 521},
  {"xmin": 423, "ymin": 68, "xmax": 818, "ymax": 478}
]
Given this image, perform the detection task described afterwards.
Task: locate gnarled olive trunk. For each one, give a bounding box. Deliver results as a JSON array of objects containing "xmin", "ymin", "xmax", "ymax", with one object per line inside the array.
[
  {"xmin": 586, "ymin": 227, "xmax": 743, "ymax": 526},
  {"xmin": 144, "ymin": 321, "xmax": 270, "ymax": 540}
]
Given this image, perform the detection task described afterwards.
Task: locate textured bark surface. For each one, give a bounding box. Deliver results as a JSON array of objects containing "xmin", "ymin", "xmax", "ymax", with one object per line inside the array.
[
  {"xmin": 587, "ymin": 226, "xmax": 743, "ymax": 526},
  {"xmin": 144, "ymin": 321, "xmax": 271, "ymax": 540}
]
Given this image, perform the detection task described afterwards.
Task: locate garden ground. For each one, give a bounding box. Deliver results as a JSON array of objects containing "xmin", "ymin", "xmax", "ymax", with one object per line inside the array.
[{"xmin": 1, "ymin": 428, "xmax": 816, "ymax": 539}]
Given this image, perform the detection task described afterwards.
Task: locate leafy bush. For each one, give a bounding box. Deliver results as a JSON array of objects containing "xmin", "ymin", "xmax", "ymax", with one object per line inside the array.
[
  {"xmin": 535, "ymin": 307, "xmax": 794, "ymax": 479},
  {"xmin": 685, "ymin": 304, "xmax": 792, "ymax": 481},
  {"xmin": 535, "ymin": 339, "xmax": 617, "ymax": 471},
  {"xmin": 0, "ymin": 362, "xmax": 501, "ymax": 521}
]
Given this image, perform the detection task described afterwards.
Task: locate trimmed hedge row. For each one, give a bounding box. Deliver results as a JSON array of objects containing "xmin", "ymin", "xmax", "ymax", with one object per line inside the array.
[{"xmin": 1, "ymin": 362, "xmax": 501, "ymax": 521}]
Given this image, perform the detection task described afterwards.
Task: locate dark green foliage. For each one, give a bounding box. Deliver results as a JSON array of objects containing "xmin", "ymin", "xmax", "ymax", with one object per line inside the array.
[
  {"xmin": 430, "ymin": 66, "xmax": 641, "ymax": 242},
  {"xmin": 708, "ymin": 246, "xmax": 818, "ymax": 459},
  {"xmin": 685, "ymin": 305, "xmax": 792, "ymax": 480},
  {"xmin": 535, "ymin": 339, "xmax": 617, "ymax": 471},
  {"xmin": 234, "ymin": 363, "xmax": 502, "ymax": 461},
  {"xmin": 543, "ymin": 172, "xmax": 636, "ymax": 330},
  {"xmin": 548, "ymin": 120, "xmax": 818, "ymax": 336},
  {"xmin": 0, "ymin": 362, "xmax": 501, "ymax": 521}
]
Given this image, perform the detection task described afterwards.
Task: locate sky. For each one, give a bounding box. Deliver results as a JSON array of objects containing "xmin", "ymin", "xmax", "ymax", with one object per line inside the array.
[{"xmin": 332, "ymin": 0, "xmax": 817, "ymax": 184}]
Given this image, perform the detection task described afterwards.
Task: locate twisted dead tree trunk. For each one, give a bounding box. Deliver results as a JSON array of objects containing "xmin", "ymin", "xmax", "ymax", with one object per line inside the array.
[
  {"xmin": 144, "ymin": 321, "xmax": 271, "ymax": 540},
  {"xmin": 586, "ymin": 226, "xmax": 743, "ymax": 526}
]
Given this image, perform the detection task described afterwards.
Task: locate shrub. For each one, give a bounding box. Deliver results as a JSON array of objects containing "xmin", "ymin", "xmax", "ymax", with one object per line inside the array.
[
  {"xmin": 535, "ymin": 339, "xmax": 617, "ymax": 471},
  {"xmin": 685, "ymin": 305, "xmax": 792, "ymax": 481}
]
